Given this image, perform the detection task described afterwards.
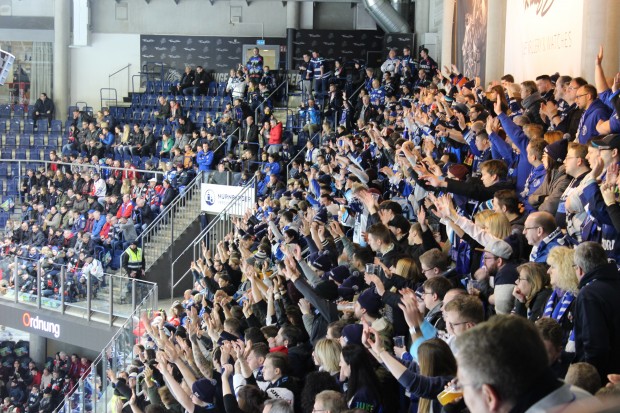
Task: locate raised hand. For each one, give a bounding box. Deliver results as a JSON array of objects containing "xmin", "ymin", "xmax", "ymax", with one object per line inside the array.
[
  {"xmin": 596, "ymin": 45, "xmax": 604, "ymax": 66},
  {"xmin": 494, "ymin": 95, "xmax": 503, "ymax": 115}
]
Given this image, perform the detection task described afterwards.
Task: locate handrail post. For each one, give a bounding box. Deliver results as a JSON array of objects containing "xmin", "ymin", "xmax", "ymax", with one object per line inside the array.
[
  {"xmin": 37, "ymin": 263, "xmax": 42, "ymax": 309},
  {"xmin": 60, "ymin": 266, "xmax": 66, "ymax": 314},
  {"xmin": 86, "ymin": 270, "xmax": 92, "ymax": 321},
  {"xmin": 13, "ymin": 255, "xmax": 18, "ymax": 304},
  {"xmin": 131, "ymin": 278, "xmax": 136, "ymax": 312},
  {"xmin": 109, "ymin": 275, "xmax": 114, "ymax": 326}
]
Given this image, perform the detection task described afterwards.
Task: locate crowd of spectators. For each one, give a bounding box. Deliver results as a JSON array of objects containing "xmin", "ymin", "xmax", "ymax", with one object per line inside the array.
[
  {"xmin": 0, "ymin": 341, "xmax": 91, "ymax": 413},
  {"xmin": 85, "ymin": 43, "xmax": 620, "ymax": 413}
]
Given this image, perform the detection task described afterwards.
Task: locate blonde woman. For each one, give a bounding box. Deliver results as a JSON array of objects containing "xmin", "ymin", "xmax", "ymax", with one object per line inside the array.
[
  {"xmin": 512, "ymin": 262, "xmax": 552, "ymax": 321},
  {"xmin": 313, "ymin": 338, "xmax": 341, "ymax": 379},
  {"xmin": 544, "ymin": 247, "xmax": 578, "ymax": 345},
  {"xmin": 484, "ymin": 212, "xmax": 511, "ymax": 239},
  {"xmin": 120, "ymin": 179, "xmax": 132, "ymax": 196},
  {"xmin": 115, "ymin": 124, "xmax": 132, "ymax": 159}
]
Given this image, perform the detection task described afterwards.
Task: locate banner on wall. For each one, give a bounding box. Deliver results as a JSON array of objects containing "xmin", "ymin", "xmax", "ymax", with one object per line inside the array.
[
  {"xmin": 455, "ymin": 0, "xmax": 487, "ymax": 81},
  {"xmin": 504, "ymin": 0, "xmax": 584, "ymax": 82},
  {"xmin": 201, "ymin": 183, "xmax": 255, "ymax": 214}
]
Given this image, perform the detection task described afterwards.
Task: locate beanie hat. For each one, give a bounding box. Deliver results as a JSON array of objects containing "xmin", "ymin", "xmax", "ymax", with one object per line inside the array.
[
  {"xmin": 324, "ymin": 265, "xmax": 351, "ymax": 284},
  {"xmin": 342, "ymin": 324, "xmax": 364, "ymax": 345},
  {"xmin": 357, "ymin": 288, "xmax": 382, "ymax": 315},
  {"xmin": 310, "ymin": 252, "xmax": 335, "ymax": 272},
  {"xmin": 544, "ymin": 138, "xmax": 568, "ymax": 163},
  {"xmin": 192, "ymin": 378, "xmax": 217, "ymax": 403},
  {"xmin": 448, "ymin": 164, "xmax": 469, "ymax": 180}
]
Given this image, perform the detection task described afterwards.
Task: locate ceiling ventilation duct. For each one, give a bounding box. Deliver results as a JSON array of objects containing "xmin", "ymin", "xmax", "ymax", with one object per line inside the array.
[{"xmin": 362, "ymin": 0, "xmax": 411, "ymax": 34}]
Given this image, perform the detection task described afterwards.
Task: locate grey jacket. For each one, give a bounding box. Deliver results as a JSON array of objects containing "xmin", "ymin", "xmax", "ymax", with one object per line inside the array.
[{"xmin": 529, "ymin": 166, "xmax": 571, "ymax": 214}]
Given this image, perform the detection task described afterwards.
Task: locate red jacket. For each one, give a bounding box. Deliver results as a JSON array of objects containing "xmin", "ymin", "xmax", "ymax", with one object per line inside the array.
[
  {"xmin": 116, "ymin": 201, "xmax": 134, "ymax": 219},
  {"xmin": 268, "ymin": 122, "xmax": 283, "ymax": 145}
]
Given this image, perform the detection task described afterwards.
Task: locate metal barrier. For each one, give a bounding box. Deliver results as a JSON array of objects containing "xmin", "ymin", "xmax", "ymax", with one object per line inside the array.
[
  {"xmin": 120, "ymin": 171, "xmax": 204, "ymax": 272},
  {"xmin": 170, "ymin": 177, "xmax": 257, "ymax": 298},
  {"xmin": 253, "ymin": 80, "xmax": 289, "ymax": 124},
  {"xmin": 285, "ymin": 130, "xmax": 321, "ymax": 179},
  {"xmin": 0, "ymin": 255, "xmax": 156, "ymax": 326},
  {"xmin": 52, "ymin": 280, "xmax": 158, "ymax": 413}
]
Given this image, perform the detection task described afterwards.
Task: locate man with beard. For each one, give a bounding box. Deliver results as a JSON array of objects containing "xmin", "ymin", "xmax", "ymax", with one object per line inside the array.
[{"xmin": 474, "ymin": 238, "xmax": 519, "ymax": 315}]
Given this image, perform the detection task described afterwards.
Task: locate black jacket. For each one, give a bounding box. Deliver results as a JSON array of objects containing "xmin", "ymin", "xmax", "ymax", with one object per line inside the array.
[
  {"xmin": 445, "ymin": 178, "xmax": 515, "ymax": 202},
  {"xmin": 240, "ymin": 124, "xmax": 259, "ymax": 144},
  {"xmin": 574, "ymin": 263, "xmax": 620, "ymax": 381}
]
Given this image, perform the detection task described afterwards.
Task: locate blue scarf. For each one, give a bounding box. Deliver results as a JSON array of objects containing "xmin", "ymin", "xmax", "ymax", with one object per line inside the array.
[{"xmin": 542, "ymin": 289, "xmax": 575, "ymax": 321}]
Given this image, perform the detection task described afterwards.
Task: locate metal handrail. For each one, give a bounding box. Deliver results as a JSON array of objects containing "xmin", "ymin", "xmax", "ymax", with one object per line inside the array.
[
  {"xmin": 132, "ymin": 73, "xmax": 149, "ymax": 95},
  {"xmin": 253, "ymin": 79, "xmax": 289, "ymax": 122},
  {"xmin": 52, "ymin": 283, "xmax": 158, "ymax": 413},
  {"xmin": 214, "ymin": 125, "xmax": 241, "ymax": 155},
  {"xmin": 285, "ymin": 130, "xmax": 321, "ymax": 179},
  {"xmin": 170, "ymin": 177, "xmax": 257, "ymax": 298},
  {"xmin": 99, "ymin": 88, "xmax": 118, "ymax": 112},
  {"xmin": 2, "ymin": 158, "xmax": 165, "ymax": 176},
  {"xmin": 109, "ymin": 63, "xmax": 131, "ymax": 79},
  {"xmin": 2, "ymin": 255, "xmax": 157, "ymax": 325},
  {"xmin": 120, "ymin": 171, "xmax": 204, "ymax": 271}
]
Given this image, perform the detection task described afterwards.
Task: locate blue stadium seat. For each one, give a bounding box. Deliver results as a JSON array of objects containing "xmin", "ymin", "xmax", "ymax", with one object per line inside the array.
[
  {"xmin": 212, "ymin": 99, "xmax": 220, "ymax": 112},
  {"xmin": 51, "ymin": 120, "xmax": 62, "ymax": 133},
  {"xmin": 0, "ymin": 164, "xmax": 7, "ymax": 177},
  {"xmin": 36, "ymin": 119, "xmax": 48, "ymax": 132},
  {"xmin": 49, "ymin": 133, "xmax": 62, "ymax": 147},
  {"xmin": 18, "ymin": 135, "xmax": 31, "ymax": 147},
  {"xmin": 67, "ymin": 106, "xmax": 78, "ymax": 117},
  {"xmin": 33, "ymin": 135, "xmax": 45, "ymax": 147},
  {"xmin": 5, "ymin": 134, "xmax": 16, "ymax": 147},
  {"xmin": 9, "ymin": 119, "xmax": 20, "ymax": 133},
  {"xmin": 1, "ymin": 150, "xmax": 13, "ymax": 160},
  {"xmin": 208, "ymin": 81, "xmax": 217, "ymax": 96},
  {"xmin": 15, "ymin": 149, "xmax": 26, "ymax": 159},
  {"xmin": 27, "ymin": 106, "xmax": 35, "ymax": 118},
  {"xmin": 29, "ymin": 150, "xmax": 41, "ymax": 160},
  {"xmin": 13, "ymin": 105, "xmax": 24, "ymax": 118},
  {"xmin": 0, "ymin": 105, "xmax": 10, "ymax": 120},
  {"xmin": 217, "ymin": 82, "xmax": 227, "ymax": 97},
  {"xmin": 196, "ymin": 111, "xmax": 206, "ymax": 126},
  {"xmin": 23, "ymin": 120, "xmax": 34, "ymax": 134}
]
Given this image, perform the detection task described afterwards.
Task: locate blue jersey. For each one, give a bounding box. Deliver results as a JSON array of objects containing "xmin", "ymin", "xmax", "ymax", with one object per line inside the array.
[
  {"xmin": 246, "ymin": 55, "xmax": 264, "ymax": 76},
  {"xmin": 369, "ymin": 87, "xmax": 386, "ymax": 106},
  {"xmin": 577, "ymin": 98, "xmax": 612, "ymax": 144},
  {"xmin": 307, "ymin": 57, "xmax": 331, "ymax": 79}
]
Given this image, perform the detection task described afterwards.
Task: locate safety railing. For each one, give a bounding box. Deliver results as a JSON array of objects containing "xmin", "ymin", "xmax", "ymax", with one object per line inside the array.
[
  {"xmin": 253, "ymin": 79, "xmax": 289, "ymax": 123},
  {"xmin": 99, "ymin": 88, "xmax": 118, "ymax": 113},
  {"xmin": 0, "ymin": 255, "xmax": 157, "ymax": 326},
  {"xmin": 170, "ymin": 177, "xmax": 257, "ymax": 299},
  {"xmin": 119, "ymin": 171, "xmax": 204, "ymax": 272},
  {"xmin": 52, "ymin": 280, "xmax": 158, "ymax": 413},
  {"xmin": 0, "ymin": 159, "xmax": 165, "ymax": 199},
  {"xmin": 285, "ymin": 130, "xmax": 321, "ymax": 179}
]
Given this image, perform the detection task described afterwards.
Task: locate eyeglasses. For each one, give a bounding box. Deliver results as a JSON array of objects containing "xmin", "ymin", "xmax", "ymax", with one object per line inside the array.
[
  {"xmin": 564, "ymin": 156, "xmax": 580, "ymax": 160},
  {"xmin": 517, "ymin": 277, "xmax": 528, "ymax": 282},
  {"xmin": 482, "ymin": 256, "xmax": 496, "ymax": 261},
  {"xmin": 576, "ymin": 93, "xmax": 588, "ymax": 99},
  {"xmin": 421, "ymin": 267, "xmax": 435, "ymax": 274},
  {"xmin": 448, "ymin": 321, "xmax": 469, "ymax": 329}
]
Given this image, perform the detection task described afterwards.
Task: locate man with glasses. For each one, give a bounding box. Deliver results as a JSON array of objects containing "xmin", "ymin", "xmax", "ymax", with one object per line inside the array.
[
  {"xmin": 557, "ymin": 142, "xmax": 591, "ymax": 240},
  {"xmin": 575, "ymin": 84, "xmax": 611, "ymax": 144},
  {"xmin": 442, "ymin": 294, "xmax": 484, "ymax": 340},
  {"xmin": 543, "ymin": 76, "xmax": 585, "ymax": 140},
  {"xmin": 523, "ymin": 211, "xmax": 565, "ymax": 263},
  {"xmin": 455, "ymin": 315, "xmax": 591, "ymax": 413}
]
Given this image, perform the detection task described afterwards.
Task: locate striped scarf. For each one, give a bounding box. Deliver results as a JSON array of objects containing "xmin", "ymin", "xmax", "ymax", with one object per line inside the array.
[{"xmin": 543, "ymin": 289, "xmax": 575, "ymax": 320}]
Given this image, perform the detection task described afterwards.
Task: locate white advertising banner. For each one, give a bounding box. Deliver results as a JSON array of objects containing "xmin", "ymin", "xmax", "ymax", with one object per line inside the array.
[
  {"xmin": 504, "ymin": 0, "xmax": 584, "ymax": 81},
  {"xmin": 201, "ymin": 183, "xmax": 255, "ymax": 214}
]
